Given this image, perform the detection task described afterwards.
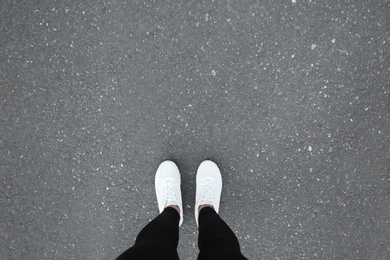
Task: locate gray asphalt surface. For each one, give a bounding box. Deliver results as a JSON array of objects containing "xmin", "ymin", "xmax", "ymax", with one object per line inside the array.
[{"xmin": 1, "ymin": 0, "xmax": 389, "ymax": 259}]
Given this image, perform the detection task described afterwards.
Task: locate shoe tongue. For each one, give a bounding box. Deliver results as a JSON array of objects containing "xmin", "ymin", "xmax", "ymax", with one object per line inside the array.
[
  {"xmin": 199, "ymin": 200, "xmax": 213, "ymax": 206},
  {"xmin": 165, "ymin": 201, "xmax": 177, "ymax": 207}
]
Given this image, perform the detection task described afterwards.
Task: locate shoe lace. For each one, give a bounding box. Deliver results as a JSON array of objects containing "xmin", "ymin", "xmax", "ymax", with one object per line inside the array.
[
  {"xmin": 200, "ymin": 178, "xmax": 214, "ymax": 204},
  {"xmin": 163, "ymin": 179, "xmax": 177, "ymax": 206}
]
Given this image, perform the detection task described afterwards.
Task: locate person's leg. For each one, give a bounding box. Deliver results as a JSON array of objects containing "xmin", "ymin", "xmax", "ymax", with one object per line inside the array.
[
  {"xmin": 197, "ymin": 206, "xmax": 247, "ymax": 260},
  {"xmin": 117, "ymin": 161, "xmax": 184, "ymax": 260},
  {"xmin": 195, "ymin": 160, "xmax": 247, "ymax": 260},
  {"xmin": 116, "ymin": 207, "xmax": 180, "ymax": 260}
]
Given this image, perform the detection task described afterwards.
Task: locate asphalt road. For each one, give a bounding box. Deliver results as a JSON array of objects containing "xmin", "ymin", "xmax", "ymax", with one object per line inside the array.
[{"xmin": 1, "ymin": 0, "xmax": 389, "ymax": 259}]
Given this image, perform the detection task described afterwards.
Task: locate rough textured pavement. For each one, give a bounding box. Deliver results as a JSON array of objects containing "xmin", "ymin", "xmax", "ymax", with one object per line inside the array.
[{"xmin": 1, "ymin": 0, "xmax": 389, "ymax": 259}]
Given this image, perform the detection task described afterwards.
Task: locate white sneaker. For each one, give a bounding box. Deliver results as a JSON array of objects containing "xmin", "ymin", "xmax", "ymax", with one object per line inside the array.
[
  {"xmin": 195, "ymin": 160, "xmax": 223, "ymax": 226},
  {"xmin": 155, "ymin": 160, "xmax": 183, "ymax": 226}
]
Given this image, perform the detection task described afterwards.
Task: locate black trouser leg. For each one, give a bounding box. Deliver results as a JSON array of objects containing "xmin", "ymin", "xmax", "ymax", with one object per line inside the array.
[
  {"xmin": 117, "ymin": 207, "xmax": 180, "ymax": 260},
  {"xmin": 197, "ymin": 207, "xmax": 247, "ymax": 260}
]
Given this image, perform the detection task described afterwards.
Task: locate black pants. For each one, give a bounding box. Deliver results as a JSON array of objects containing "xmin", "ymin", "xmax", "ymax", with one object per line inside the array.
[{"xmin": 116, "ymin": 207, "xmax": 247, "ymax": 260}]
